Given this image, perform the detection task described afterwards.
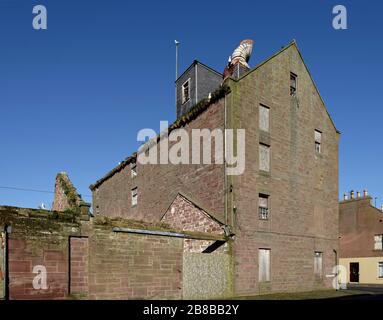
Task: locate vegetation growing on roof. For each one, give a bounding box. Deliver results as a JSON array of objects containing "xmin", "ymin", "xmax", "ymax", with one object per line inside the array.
[
  {"xmin": 169, "ymin": 85, "xmax": 230, "ymax": 131},
  {"xmin": 89, "ymin": 85, "xmax": 231, "ymax": 190}
]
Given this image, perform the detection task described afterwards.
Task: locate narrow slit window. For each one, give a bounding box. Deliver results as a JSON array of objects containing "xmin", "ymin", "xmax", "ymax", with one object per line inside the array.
[
  {"xmin": 315, "ymin": 130, "xmax": 322, "ymax": 154},
  {"xmin": 131, "ymin": 187, "xmax": 138, "ymax": 207},
  {"xmin": 131, "ymin": 163, "xmax": 137, "ymax": 178},
  {"xmin": 182, "ymin": 79, "xmax": 190, "ymax": 104},
  {"xmin": 290, "ymin": 72, "xmax": 297, "ymax": 96}
]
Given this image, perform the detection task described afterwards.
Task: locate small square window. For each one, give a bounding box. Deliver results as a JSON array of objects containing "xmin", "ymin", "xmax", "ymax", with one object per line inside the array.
[
  {"xmin": 315, "ymin": 130, "xmax": 322, "ymax": 154},
  {"xmin": 131, "ymin": 187, "xmax": 138, "ymax": 207},
  {"xmin": 374, "ymin": 235, "xmax": 383, "ymax": 250},
  {"xmin": 290, "ymin": 72, "xmax": 297, "ymax": 96},
  {"xmin": 182, "ymin": 79, "xmax": 190, "ymax": 104},
  {"xmin": 259, "ymin": 194, "xmax": 269, "ymax": 220}
]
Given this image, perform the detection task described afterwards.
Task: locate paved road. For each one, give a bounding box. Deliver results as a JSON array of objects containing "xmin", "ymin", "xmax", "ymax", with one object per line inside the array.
[{"xmin": 331, "ymin": 285, "xmax": 383, "ymax": 300}]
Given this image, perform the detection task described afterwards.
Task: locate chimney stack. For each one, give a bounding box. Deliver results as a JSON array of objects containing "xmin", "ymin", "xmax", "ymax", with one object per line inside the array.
[
  {"xmin": 363, "ymin": 189, "xmax": 368, "ymax": 197},
  {"xmin": 357, "ymin": 191, "xmax": 361, "ymax": 198},
  {"xmin": 224, "ymin": 39, "xmax": 254, "ymax": 79},
  {"xmin": 350, "ymin": 190, "xmax": 355, "ymax": 199},
  {"xmin": 343, "ymin": 193, "xmax": 349, "ymax": 201}
]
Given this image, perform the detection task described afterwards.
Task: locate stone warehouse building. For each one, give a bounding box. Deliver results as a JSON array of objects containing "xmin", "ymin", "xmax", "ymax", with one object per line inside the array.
[
  {"xmin": 0, "ymin": 40, "xmax": 340, "ymax": 299},
  {"xmin": 90, "ymin": 39, "xmax": 340, "ymax": 296},
  {"xmin": 339, "ymin": 191, "xmax": 383, "ymax": 285}
]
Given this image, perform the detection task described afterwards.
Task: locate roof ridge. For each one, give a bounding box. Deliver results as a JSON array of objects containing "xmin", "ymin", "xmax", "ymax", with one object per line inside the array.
[
  {"xmin": 225, "ymin": 39, "xmax": 340, "ymax": 134},
  {"xmin": 89, "ymin": 85, "xmax": 230, "ymax": 190}
]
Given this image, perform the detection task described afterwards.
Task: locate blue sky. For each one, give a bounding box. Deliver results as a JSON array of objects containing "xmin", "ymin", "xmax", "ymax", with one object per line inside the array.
[{"xmin": 0, "ymin": 0, "xmax": 382, "ymax": 209}]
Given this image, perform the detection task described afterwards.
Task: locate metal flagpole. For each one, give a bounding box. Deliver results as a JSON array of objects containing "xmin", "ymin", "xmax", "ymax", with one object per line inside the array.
[
  {"xmin": 175, "ymin": 40, "xmax": 179, "ymax": 110},
  {"xmin": 175, "ymin": 40, "xmax": 179, "ymax": 80}
]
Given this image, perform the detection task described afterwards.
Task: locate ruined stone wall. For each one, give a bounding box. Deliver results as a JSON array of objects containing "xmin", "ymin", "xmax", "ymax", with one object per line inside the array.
[{"xmin": 52, "ymin": 172, "xmax": 85, "ymax": 212}]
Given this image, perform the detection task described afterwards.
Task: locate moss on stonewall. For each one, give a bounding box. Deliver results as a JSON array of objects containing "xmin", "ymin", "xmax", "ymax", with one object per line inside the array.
[
  {"xmin": 0, "ymin": 205, "xmax": 81, "ymax": 236},
  {"xmin": 56, "ymin": 172, "xmax": 84, "ymax": 209}
]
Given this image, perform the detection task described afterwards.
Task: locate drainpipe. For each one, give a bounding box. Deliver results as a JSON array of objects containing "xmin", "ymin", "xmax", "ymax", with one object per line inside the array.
[
  {"xmin": 112, "ymin": 227, "xmax": 226, "ymax": 241},
  {"xmin": 333, "ymin": 249, "xmax": 338, "ymax": 291},
  {"xmin": 224, "ymin": 91, "xmax": 227, "ymax": 226},
  {"xmin": 1, "ymin": 226, "xmax": 10, "ymax": 300},
  {"xmin": 195, "ymin": 63, "xmax": 198, "ymax": 105}
]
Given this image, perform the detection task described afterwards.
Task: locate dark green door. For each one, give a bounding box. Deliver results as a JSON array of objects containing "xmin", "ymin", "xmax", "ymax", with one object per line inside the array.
[{"xmin": 350, "ymin": 262, "xmax": 359, "ymax": 283}]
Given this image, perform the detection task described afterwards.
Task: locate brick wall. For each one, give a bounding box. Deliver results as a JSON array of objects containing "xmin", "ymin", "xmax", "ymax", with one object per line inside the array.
[
  {"xmin": 93, "ymin": 98, "xmax": 226, "ymax": 223},
  {"xmin": 0, "ymin": 206, "xmax": 84, "ymax": 300},
  {"xmin": 1, "ymin": 206, "xmax": 186, "ymax": 300},
  {"xmin": 88, "ymin": 223, "xmax": 183, "ymax": 299},
  {"xmin": 91, "ymin": 42, "xmax": 339, "ymax": 297},
  {"xmin": 226, "ymin": 43, "xmax": 339, "ymax": 295},
  {"xmin": 339, "ymin": 197, "xmax": 383, "ymax": 258},
  {"xmin": 8, "ymin": 238, "xmax": 69, "ymax": 299},
  {"xmin": 162, "ymin": 193, "xmax": 225, "ymax": 253}
]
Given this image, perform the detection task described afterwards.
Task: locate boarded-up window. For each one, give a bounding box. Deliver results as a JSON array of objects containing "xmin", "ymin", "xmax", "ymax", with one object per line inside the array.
[
  {"xmin": 259, "ymin": 144, "xmax": 270, "ymax": 172},
  {"xmin": 259, "ymin": 194, "xmax": 269, "ymax": 220},
  {"xmin": 314, "ymin": 252, "xmax": 323, "ymax": 277},
  {"xmin": 379, "ymin": 262, "xmax": 383, "ymax": 278},
  {"xmin": 374, "ymin": 235, "xmax": 383, "ymax": 250},
  {"xmin": 131, "ymin": 187, "xmax": 138, "ymax": 206},
  {"xmin": 259, "ymin": 249, "xmax": 270, "ymax": 282},
  {"xmin": 259, "ymin": 105, "xmax": 270, "ymax": 132},
  {"xmin": 315, "ymin": 130, "xmax": 322, "ymax": 154}
]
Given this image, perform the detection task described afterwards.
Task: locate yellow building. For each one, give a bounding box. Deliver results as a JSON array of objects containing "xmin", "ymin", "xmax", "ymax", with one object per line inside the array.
[
  {"xmin": 340, "ymin": 257, "xmax": 383, "ymax": 284},
  {"xmin": 339, "ymin": 192, "xmax": 383, "ymax": 285}
]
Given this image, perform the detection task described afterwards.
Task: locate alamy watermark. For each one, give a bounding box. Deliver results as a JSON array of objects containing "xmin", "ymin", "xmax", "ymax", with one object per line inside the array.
[
  {"xmin": 332, "ymin": 5, "xmax": 348, "ymax": 30},
  {"xmin": 32, "ymin": 265, "xmax": 48, "ymax": 290},
  {"xmin": 331, "ymin": 265, "xmax": 348, "ymax": 290},
  {"xmin": 31, "ymin": 5, "xmax": 348, "ymax": 31},
  {"xmin": 136, "ymin": 121, "xmax": 246, "ymax": 176},
  {"xmin": 32, "ymin": 5, "xmax": 47, "ymax": 30}
]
